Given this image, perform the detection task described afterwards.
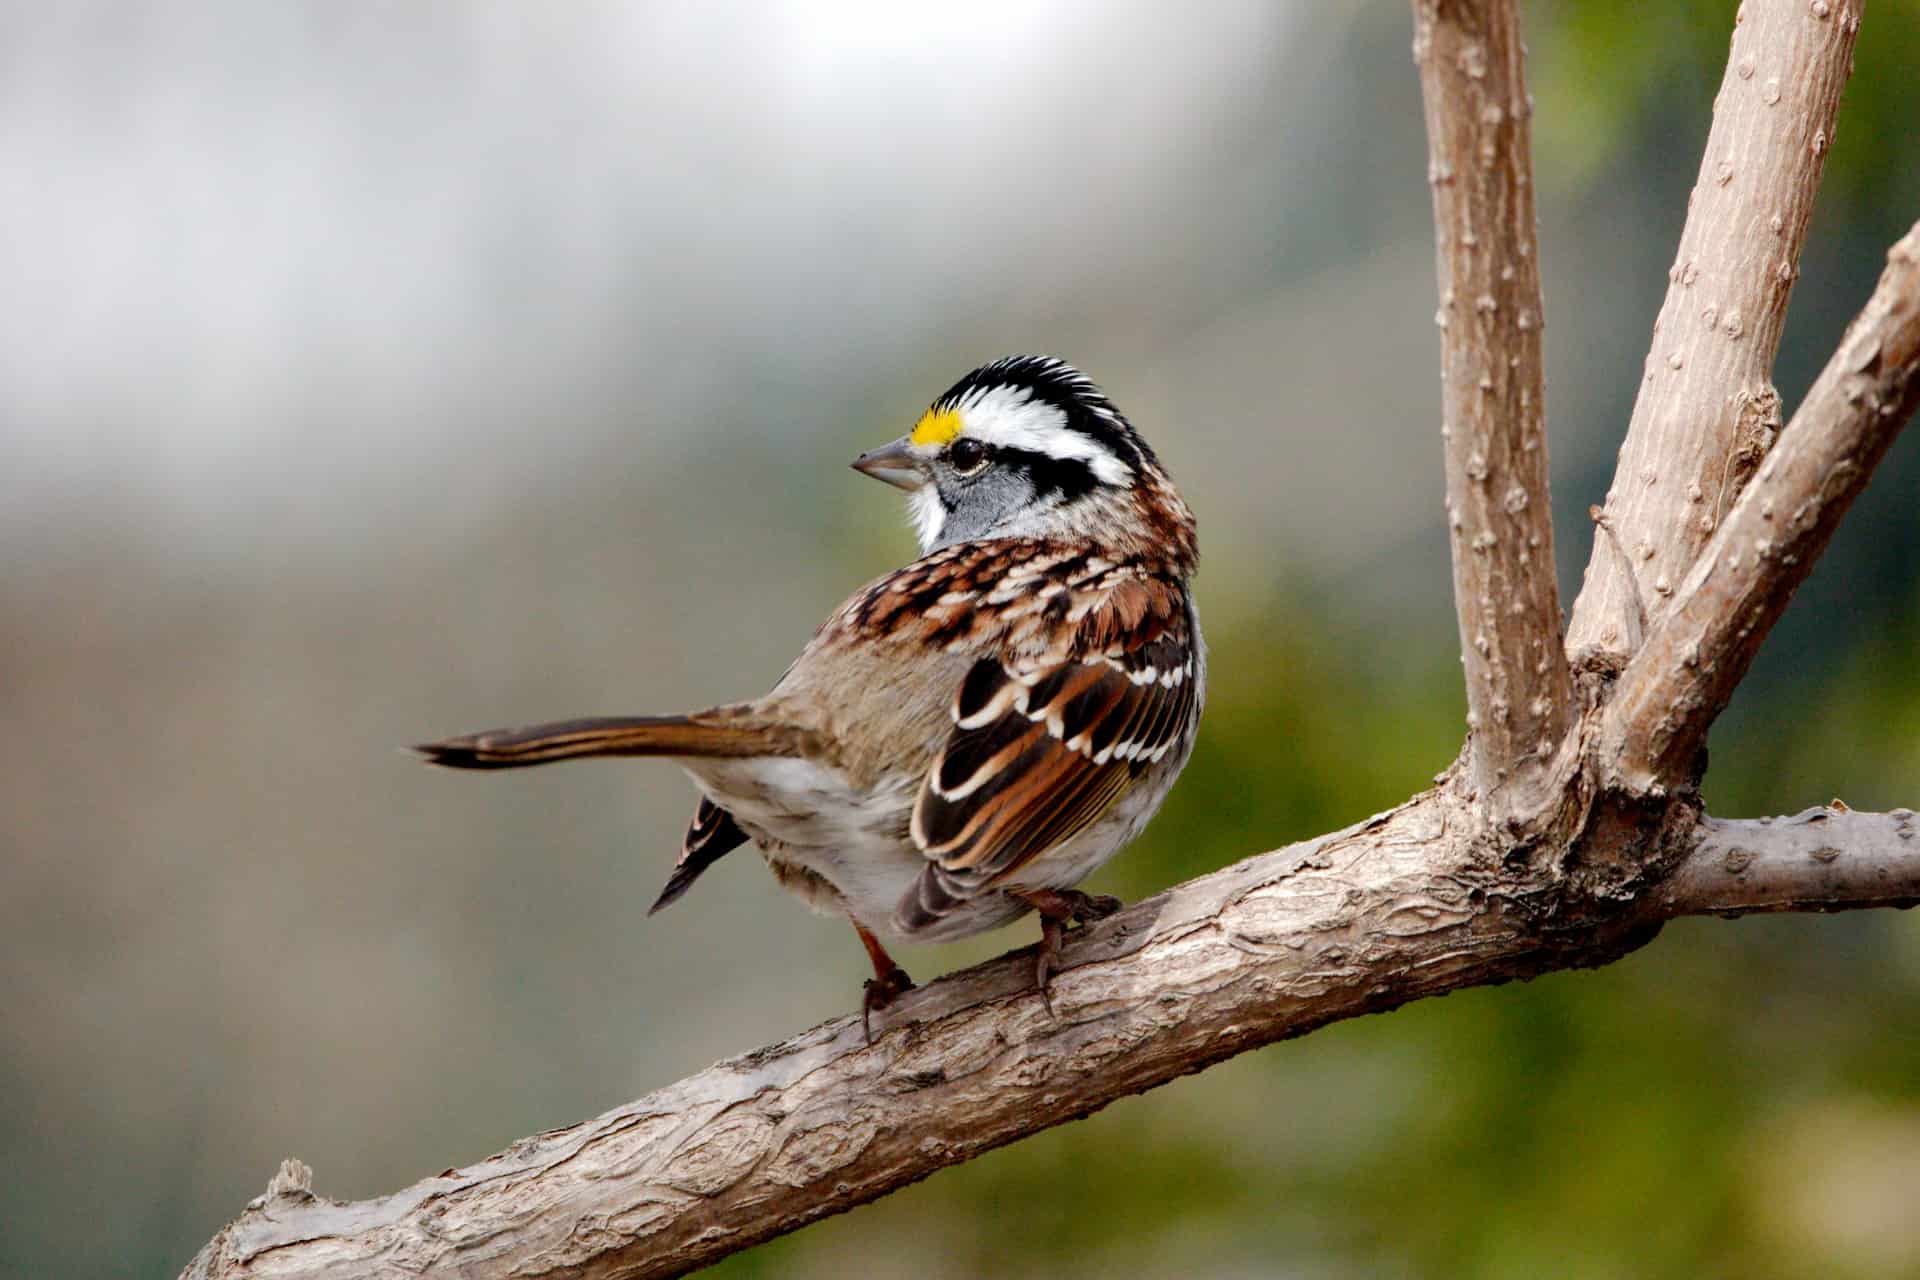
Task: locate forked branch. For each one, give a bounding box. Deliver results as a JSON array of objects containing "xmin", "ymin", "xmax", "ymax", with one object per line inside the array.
[
  {"xmin": 1602, "ymin": 221, "xmax": 1920, "ymax": 790},
  {"xmin": 1568, "ymin": 0, "xmax": 1861, "ymax": 665}
]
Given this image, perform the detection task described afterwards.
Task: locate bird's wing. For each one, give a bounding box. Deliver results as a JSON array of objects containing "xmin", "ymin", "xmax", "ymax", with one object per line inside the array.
[
  {"xmin": 898, "ymin": 568, "xmax": 1195, "ymax": 930},
  {"xmin": 648, "ymin": 795, "xmax": 751, "ymax": 915}
]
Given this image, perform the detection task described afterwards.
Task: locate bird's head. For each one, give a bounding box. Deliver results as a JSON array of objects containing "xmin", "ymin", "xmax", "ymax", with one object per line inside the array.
[{"xmin": 852, "ymin": 356, "xmax": 1195, "ymax": 567}]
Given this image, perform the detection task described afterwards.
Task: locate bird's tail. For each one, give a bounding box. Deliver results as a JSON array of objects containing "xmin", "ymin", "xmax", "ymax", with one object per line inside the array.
[{"xmin": 414, "ymin": 712, "xmax": 801, "ymax": 770}]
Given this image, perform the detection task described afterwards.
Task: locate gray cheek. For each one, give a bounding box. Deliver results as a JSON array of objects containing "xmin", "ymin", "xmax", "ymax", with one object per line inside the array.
[{"xmin": 935, "ymin": 469, "xmax": 1033, "ymax": 545}]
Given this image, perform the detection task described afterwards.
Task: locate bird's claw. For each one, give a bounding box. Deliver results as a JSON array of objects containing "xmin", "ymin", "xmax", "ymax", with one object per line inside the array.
[
  {"xmin": 1028, "ymin": 889, "xmax": 1123, "ymax": 1017},
  {"xmin": 861, "ymin": 966, "xmax": 914, "ymax": 1044},
  {"xmin": 1069, "ymin": 892, "xmax": 1122, "ymax": 923}
]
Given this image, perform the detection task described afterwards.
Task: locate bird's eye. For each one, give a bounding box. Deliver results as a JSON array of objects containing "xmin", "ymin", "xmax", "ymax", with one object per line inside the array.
[{"xmin": 948, "ymin": 437, "xmax": 990, "ymax": 475}]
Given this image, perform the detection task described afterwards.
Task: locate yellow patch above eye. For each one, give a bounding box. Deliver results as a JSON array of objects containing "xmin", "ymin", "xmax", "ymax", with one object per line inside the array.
[{"xmin": 910, "ymin": 406, "xmax": 963, "ymax": 447}]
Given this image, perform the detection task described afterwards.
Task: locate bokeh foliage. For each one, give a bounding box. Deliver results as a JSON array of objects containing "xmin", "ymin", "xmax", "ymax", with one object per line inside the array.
[{"xmin": 1532, "ymin": 0, "xmax": 1920, "ymax": 220}]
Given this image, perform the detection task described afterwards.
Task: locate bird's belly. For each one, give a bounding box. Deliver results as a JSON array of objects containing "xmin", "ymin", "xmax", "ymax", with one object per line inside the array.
[{"xmin": 681, "ymin": 757, "xmax": 926, "ymax": 928}]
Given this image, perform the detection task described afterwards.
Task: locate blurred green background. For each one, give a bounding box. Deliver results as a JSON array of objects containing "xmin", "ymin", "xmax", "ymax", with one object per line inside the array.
[{"xmin": 4, "ymin": 2, "xmax": 1918, "ymax": 1276}]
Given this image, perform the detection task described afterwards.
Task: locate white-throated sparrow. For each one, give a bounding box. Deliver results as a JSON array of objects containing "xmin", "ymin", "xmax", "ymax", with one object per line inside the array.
[{"xmin": 418, "ymin": 356, "xmax": 1204, "ymax": 1037}]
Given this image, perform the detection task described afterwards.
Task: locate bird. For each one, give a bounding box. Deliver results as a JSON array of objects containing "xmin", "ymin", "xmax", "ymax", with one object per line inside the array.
[{"xmin": 416, "ymin": 356, "xmax": 1204, "ymax": 1039}]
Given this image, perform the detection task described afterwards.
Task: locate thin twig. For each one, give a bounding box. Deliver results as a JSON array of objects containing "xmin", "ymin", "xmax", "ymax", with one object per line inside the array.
[{"xmin": 1657, "ymin": 806, "xmax": 1920, "ymax": 917}]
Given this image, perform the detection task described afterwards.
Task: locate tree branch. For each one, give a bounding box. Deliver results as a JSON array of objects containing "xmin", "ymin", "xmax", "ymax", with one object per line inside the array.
[
  {"xmin": 1658, "ymin": 805, "xmax": 1920, "ymax": 917},
  {"xmin": 1412, "ymin": 0, "xmax": 1573, "ymax": 815},
  {"xmin": 1600, "ymin": 221, "xmax": 1920, "ymax": 791},
  {"xmin": 1567, "ymin": 0, "xmax": 1861, "ymax": 667},
  {"xmin": 183, "ymin": 795, "xmax": 1920, "ymax": 1280}
]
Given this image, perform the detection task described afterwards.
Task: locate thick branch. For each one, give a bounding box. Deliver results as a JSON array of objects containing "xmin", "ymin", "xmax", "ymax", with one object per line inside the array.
[
  {"xmin": 181, "ymin": 789, "xmax": 1541, "ymax": 1280},
  {"xmin": 184, "ymin": 795, "xmax": 1920, "ymax": 1279},
  {"xmin": 1659, "ymin": 806, "xmax": 1920, "ymax": 917},
  {"xmin": 1412, "ymin": 0, "xmax": 1573, "ymax": 814},
  {"xmin": 1601, "ymin": 221, "xmax": 1920, "ymax": 790},
  {"xmin": 1568, "ymin": 0, "xmax": 1860, "ymax": 666}
]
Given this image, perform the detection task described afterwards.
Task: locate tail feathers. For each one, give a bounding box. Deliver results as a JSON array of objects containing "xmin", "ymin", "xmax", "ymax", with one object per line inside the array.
[{"xmin": 414, "ymin": 713, "xmax": 799, "ymax": 770}]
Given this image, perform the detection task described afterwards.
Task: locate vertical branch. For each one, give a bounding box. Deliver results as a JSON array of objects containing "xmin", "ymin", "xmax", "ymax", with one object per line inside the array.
[
  {"xmin": 1567, "ymin": 0, "xmax": 1861, "ymax": 667},
  {"xmin": 1412, "ymin": 0, "xmax": 1572, "ymax": 818}
]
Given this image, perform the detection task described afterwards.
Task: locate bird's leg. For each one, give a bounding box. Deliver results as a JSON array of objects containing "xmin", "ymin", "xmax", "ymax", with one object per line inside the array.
[
  {"xmin": 1010, "ymin": 887, "xmax": 1124, "ymax": 1014},
  {"xmin": 853, "ymin": 920, "xmax": 914, "ymax": 1044}
]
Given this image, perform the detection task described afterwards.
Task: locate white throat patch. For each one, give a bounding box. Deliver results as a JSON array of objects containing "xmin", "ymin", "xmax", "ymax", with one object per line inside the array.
[{"xmin": 908, "ymin": 484, "xmax": 947, "ymax": 551}]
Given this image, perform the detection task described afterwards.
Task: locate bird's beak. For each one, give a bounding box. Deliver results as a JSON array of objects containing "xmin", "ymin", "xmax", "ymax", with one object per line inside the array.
[{"xmin": 851, "ymin": 436, "xmax": 928, "ymax": 491}]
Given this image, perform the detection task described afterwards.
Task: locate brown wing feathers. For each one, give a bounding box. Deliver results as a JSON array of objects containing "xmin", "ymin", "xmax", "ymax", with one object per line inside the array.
[
  {"xmin": 898, "ymin": 570, "xmax": 1195, "ymax": 933},
  {"xmin": 649, "ymin": 796, "xmax": 751, "ymax": 915}
]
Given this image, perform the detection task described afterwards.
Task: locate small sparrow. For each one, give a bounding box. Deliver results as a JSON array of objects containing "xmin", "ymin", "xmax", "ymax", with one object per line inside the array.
[{"xmin": 418, "ymin": 356, "xmax": 1203, "ymax": 1038}]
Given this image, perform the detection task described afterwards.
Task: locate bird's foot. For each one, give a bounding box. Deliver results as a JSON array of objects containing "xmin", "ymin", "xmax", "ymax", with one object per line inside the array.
[
  {"xmin": 1016, "ymin": 888, "xmax": 1125, "ymax": 1015},
  {"xmin": 852, "ymin": 918, "xmax": 916, "ymax": 1044},
  {"xmin": 1060, "ymin": 889, "xmax": 1123, "ymax": 924},
  {"xmin": 861, "ymin": 966, "xmax": 915, "ymax": 1045}
]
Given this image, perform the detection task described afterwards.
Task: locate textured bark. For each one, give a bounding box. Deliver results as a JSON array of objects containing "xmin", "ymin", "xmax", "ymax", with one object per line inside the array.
[
  {"xmin": 1567, "ymin": 0, "xmax": 1861, "ymax": 667},
  {"xmin": 1411, "ymin": 0, "xmax": 1573, "ymax": 816},
  {"xmin": 1601, "ymin": 222, "xmax": 1920, "ymax": 790},
  {"xmin": 183, "ymin": 2, "xmax": 1920, "ymax": 1276}
]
